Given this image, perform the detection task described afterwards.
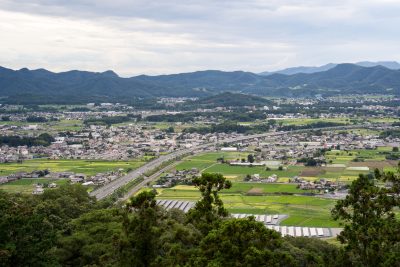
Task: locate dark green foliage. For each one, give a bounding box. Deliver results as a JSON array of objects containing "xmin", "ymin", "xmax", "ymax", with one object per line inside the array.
[
  {"xmin": 0, "ymin": 133, "xmax": 55, "ymax": 147},
  {"xmin": 116, "ymin": 191, "xmax": 201, "ymax": 267},
  {"xmin": 84, "ymin": 115, "xmax": 139, "ymax": 126},
  {"xmin": 187, "ymin": 92, "xmax": 272, "ymax": 108},
  {"xmin": 0, "ymin": 192, "xmax": 57, "ymax": 267},
  {"xmin": 183, "ymin": 121, "xmax": 269, "ymax": 134},
  {"xmin": 194, "ymin": 218, "xmax": 284, "ymax": 266},
  {"xmin": 0, "ymin": 184, "xmax": 95, "ymax": 267},
  {"xmin": 36, "ymin": 184, "xmax": 96, "ymax": 230},
  {"xmin": 297, "ymin": 157, "xmax": 324, "ymax": 166},
  {"xmin": 117, "ymin": 191, "xmax": 160, "ymax": 267},
  {"xmin": 332, "ymin": 164, "xmax": 400, "ymax": 267},
  {"xmin": 380, "ymin": 129, "xmax": 400, "ymax": 138},
  {"xmin": 247, "ymin": 154, "xmax": 255, "ymax": 163},
  {"xmin": 55, "ymin": 209, "xmax": 122, "ymax": 266},
  {"xmin": 152, "ymin": 209, "xmax": 202, "ymax": 267},
  {"xmin": 147, "ymin": 113, "xmax": 196, "ymax": 123},
  {"xmin": 37, "ymin": 133, "xmax": 55, "ymax": 144},
  {"xmin": 278, "ymin": 121, "xmax": 345, "ymax": 131},
  {"xmin": 187, "ymin": 173, "xmax": 232, "ymax": 234},
  {"xmin": 282, "ymin": 237, "xmax": 343, "ymax": 267},
  {"xmin": 147, "ymin": 110, "xmax": 267, "ymax": 123},
  {"xmin": 165, "ymin": 126, "xmax": 175, "ymax": 133},
  {"xmin": 26, "ymin": 116, "xmax": 48, "ymax": 122}
]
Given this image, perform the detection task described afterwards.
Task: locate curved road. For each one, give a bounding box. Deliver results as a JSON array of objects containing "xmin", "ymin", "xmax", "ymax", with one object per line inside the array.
[{"xmin": 90, "ymin": 124, "xmax": 381, "ymax": 200}]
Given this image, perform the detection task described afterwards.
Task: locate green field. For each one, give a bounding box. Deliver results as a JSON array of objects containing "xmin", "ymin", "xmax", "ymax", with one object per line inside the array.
[
  {"xmin": 0, "ymin": 159, "xmax": 149, "ymax": 194},
  {"xmin": 48, "ymin": 119, "xmax": 84, "ymax": 131},
  {"xmin": 0, "ymin": 178, "xmax": 69, "ymax": 194},
  {"xmin": 225, "ymin": 182, "xmax": 303, "ymax": 194},
  {"xmin": 272, "ymin": 116, "xmax": 399, "ymax": 126},
  {"xmin": 175, "ymin": 152, "xmax": 303, "ymax": 181},
  {"xmin": 175, "ymin": 151, "xmax": 250, "ymax": 174},
  {"xmin": 156, "ymin": 184, "xmax": 338, "ymax": 227},
  {"xmin": 277, "ymin": 117, "xmax": 350, "ymax": 126},
  {"xmin": 0, "ymin": 119, "xmax": 84, "ymax": 132},
  {"xmin": 327, "ymin": 150, "xmax": 391, "ymax": 166},
  {"xmin": 156, "ymin": 150, "xmax": 400, "ymax": 227},
  {"xmin": 367, "ymin": 117, "xmax": 400, "ymax": 123},
  {"xmin": 0, "ymin": 158, "xmax": 147, "ymax": 176},
  {"xmin": 174, "ymin": 150, "xmax": 396, "ymax": 184}
]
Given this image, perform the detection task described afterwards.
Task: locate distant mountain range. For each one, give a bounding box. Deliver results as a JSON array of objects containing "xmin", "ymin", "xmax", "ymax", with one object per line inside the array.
[
  {"xmin": 0, "ymin": 63, "xmax": 399, "ymax": 104},
  {"xmin": 259, "ymin": 61, "xmax": 400, "ymax": 76}
]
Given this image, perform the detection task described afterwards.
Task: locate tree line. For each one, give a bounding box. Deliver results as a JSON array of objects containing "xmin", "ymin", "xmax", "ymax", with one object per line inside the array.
[
  {"xmin": 0, "ymin": 133, "xmax": 54, "ymax": 147},
  {"xmin": 83, "ymin": 115, "xmax": 141, "ymax": 126},
  {"xmin": 183, "ymin": 122, "xmax": 270, "ymax": 134},
  {"xmin": 146, "ymin": 111, "xmax": 267, "ymax": 123}
]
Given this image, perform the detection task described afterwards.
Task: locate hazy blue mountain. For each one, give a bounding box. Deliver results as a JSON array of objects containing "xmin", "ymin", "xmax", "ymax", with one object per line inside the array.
[
  {"xmin": 0, "ymin": 63, "xmax": 399, "ymax": 104},
  {"xmin": 355, "ymin": 61, "xmax": 400, "ymax": 69},
  {"xmin": 259, "ymin": 63, "xmax": 336, "ymax": 76},
  {"xmin": 260, "ymin": 61, "xmax": 400, "ymax": 76}
]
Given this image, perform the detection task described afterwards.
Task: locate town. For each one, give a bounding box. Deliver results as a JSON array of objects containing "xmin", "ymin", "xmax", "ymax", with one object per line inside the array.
[{"xmin": 1, "ymin": 96, "xmax": 399, "ymax": 197}]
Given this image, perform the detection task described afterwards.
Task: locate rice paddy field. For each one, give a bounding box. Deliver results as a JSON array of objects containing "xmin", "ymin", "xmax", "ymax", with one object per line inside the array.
[
  {"xmin": 175, "ymin": 152, "xmax": 304, "ymax": 181},
  {"xmin": 0, "ymin": 158, "xmax": 147, "ymax": 176},
  {"xmin": 157, "ymin": 150, "xmax": 399, "ymax": 227},
  {"xmin": 270, "ymin": 117, "xmax": 399, "ymax": 126},
  {"xmin": 0, "ymin": 178, "xmax": 70, "ymax": 194},
  {"xmin": 0, "ymin": 119, "xmax": 84, "ymax": 133},
  {"xmin": 276, "ymin": 117, "xmax": 350, "ymax": 126},
  {"xmin": 156, "ymin": 184, "xmax": 339, "ymax": 227},
  {"xmin": 0, "ymin": 158, "xmax": 148, "ymax": 194},
  {"xmin": 174, "ymin": 150, "xmax": 397, "ymax": 183},
  {"xmin": 325, "ymin": 148, "xmax": 398, "ymax": 170}
]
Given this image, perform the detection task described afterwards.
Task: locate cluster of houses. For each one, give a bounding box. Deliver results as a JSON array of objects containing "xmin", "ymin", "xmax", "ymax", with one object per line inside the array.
[
  {"xmin": 247, "ymin": 173, "xmax": 279, "ymax": 183},
  {"xmin": 289, "ymin": 176, "xmax": 344, "ymax": 192},
  {"xmin": 0, "ymin": 118, "xmax": 252, "ymax": 162},
  {"xmin": 153, "ymin": 168, "xmax": 200, "ymax": 188},
  {"xmin": 0, "ymin": 146, "xmax": 32, "ymax": 162},
  {"xmin": 238, "ymin": 131, "xmax": 400, "ymax": 163}
]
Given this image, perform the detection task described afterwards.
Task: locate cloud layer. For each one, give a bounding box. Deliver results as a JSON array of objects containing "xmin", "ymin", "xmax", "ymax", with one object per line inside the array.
[{"xmin": 1, "ymin": 0, "xmax": 399, "ymax": 76}]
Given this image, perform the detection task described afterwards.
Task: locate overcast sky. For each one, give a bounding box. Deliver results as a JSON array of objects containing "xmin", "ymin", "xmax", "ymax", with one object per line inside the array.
[{"xmin": 1, "ymin": 0, "xmax": 400, "ymax": 76}]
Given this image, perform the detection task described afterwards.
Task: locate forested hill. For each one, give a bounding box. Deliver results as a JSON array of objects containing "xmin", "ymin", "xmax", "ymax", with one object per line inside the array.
[{"xmin": 0, "ymin": 63, "xmax": 399, "ymax": 104}]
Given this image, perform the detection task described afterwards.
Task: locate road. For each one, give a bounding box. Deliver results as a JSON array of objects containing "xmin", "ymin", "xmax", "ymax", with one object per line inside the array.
[
  {"xmin": 119, "ymin": 161, "xmax": 181, "ymax": 202},
  {"xmin": 90, "ymin": 148, "xmax": 192, "ymax": 199},
  {"xmin": 90, "ymin": 124, "xmax": 381, "ymax": 200}
]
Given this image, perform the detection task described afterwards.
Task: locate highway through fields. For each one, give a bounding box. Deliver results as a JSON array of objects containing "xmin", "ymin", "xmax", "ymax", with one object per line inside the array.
[
  {"xmin": 90, "ymin": 124, "xmax": 384, "ymax": 200},
  {"xmin": 89, "ymin": 148, "xmax": 193, "ymax": 200},
  {"xmin": 119, "ymin": 161, "xmax": 181, "ymax": 202}
]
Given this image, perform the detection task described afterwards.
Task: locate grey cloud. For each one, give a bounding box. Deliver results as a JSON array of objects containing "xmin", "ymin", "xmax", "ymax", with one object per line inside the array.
[{"xmin": 0, "ymin": 0, "xmax": 399, "ymax": 75}]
